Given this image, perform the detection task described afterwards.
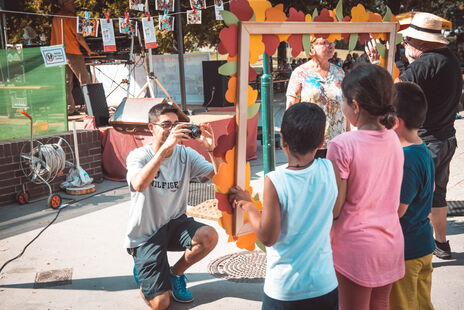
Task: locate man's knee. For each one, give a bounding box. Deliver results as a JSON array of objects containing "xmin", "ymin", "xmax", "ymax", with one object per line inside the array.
[
  {"xmin": 194, "ymin": 225, "xmax": 218, "ymax": 249},
  {"xmin": 147, "ymin": 291, "xmax": 170, "ymax": 310}
]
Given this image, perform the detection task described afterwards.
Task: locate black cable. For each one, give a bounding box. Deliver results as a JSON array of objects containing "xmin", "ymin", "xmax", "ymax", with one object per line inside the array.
[
  {"xmin": 0, "ymin": 208, "xmax": 62, "ymax": 274},
  {"xmin": 0, "ymin": 185, "xmax": 127, "ymax": 274}
]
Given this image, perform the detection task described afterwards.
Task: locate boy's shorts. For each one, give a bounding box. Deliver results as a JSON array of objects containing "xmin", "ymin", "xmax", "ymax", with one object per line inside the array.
[
  {"xmin": 389, "ymin": 253, "xmax": 434, "ymax": 310},
  {"xmin": 262, "ymin": 288, "xmax": 338, "ymax": 310},
  {"xmin": 423, "ymin": 136, "xmax": 457, "ymax": 208},
  {"xmin": 127, "ymin": 214, "xmax": 205, "ymax": 300}
]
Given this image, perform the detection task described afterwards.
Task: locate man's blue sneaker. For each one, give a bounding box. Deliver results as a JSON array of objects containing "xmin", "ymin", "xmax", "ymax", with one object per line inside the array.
[{"xmin": 169, "ymin": 269, "xmax": 194, "ymax": 303}]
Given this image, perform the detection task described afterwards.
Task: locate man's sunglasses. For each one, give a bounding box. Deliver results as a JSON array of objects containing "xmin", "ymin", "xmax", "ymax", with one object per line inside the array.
[{"xmin": 151, "ymin": 122, "xmax": 180, "ymax": 130}]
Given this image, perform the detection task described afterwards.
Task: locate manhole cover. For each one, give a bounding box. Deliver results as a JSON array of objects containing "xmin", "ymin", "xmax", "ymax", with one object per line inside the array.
[
  {"xmin": 34, "ymin": 268, "xmax": 73, "ymax": 288},
  {"xmin": 208, "ymin": 251, "xmax": 266, "ymax": 283}
]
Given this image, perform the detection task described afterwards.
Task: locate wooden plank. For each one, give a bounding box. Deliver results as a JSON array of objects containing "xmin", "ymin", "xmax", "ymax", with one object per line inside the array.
[
  {"xmin": 386, "ymin": 23, "xmax": 398, "ymax": 74},
  {"xmin": 234, "ymin": 23, "xmax": 253, "ymax": 236},
  {"xmin": 243, "ymin": 22, "xmax": 397, "ymax": 35}
]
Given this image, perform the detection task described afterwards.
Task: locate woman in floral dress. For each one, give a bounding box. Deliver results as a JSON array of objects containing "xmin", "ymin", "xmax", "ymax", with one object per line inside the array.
[{"xmin": 286, "ymin": 37, "xmax": 349, "ymax": 157}]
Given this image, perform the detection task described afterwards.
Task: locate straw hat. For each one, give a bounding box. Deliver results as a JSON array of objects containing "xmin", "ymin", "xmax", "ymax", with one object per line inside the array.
[{"xmin": 399, "ymin": 12, "xmax": 449, "ymax": 45}]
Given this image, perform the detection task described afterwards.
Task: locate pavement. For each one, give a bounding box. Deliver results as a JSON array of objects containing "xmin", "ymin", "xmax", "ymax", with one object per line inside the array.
[{"xmin": 1, "ymin": 94, "xmax": 464, "ymax": 309}]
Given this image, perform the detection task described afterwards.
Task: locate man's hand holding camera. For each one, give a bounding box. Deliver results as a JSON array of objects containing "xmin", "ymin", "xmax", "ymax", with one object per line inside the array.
[{"xmin": 198, "ymin": 123, "xmax": 216, "ymax": 153}]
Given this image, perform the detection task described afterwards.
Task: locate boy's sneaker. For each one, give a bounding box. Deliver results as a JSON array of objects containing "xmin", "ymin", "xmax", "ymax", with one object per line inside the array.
[
  {"xmin": 169, "ymin": 269, "xmax": 194, "ymax": 303},
  {"xmin": 434, "ymin": 240, "xmax": 452, "ymax": 260}
]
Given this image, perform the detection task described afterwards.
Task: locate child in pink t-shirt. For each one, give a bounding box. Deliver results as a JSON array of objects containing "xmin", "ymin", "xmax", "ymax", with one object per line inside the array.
[{"xmin": 327, "ymin": 64, "xmax": 405, "ymax": 310}]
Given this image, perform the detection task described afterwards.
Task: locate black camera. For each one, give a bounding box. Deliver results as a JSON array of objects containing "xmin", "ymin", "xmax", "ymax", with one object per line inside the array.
[{"xmin": 184, "ymin": 124, "xmax": 202, "ymax": 139}]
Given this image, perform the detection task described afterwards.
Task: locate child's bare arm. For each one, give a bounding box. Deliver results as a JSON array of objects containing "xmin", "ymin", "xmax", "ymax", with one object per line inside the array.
[
  {"xmin": 228, "ymin": 176, "xmax": 282, "ymax": 247},
  {"xmin": 398, "ymin": 203, "xmax": 409, "ymax": 218},
  {"xmin": 331, "ymin": 160, "xmax": 346, "ymax": 219}
]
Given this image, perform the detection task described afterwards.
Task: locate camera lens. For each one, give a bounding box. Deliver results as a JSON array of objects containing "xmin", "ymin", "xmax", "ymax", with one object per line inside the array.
[{"xmin": 185, "ymin": 124, "xmax": 202, "ymax": 139}]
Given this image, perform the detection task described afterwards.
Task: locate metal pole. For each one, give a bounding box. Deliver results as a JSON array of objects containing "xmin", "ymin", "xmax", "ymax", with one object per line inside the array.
[
  {"xmin": 175, "ymin": 0, "xmax": 187, "ymax": 112},
  {"xmin": 147, "ymin": 48, "xmax": 155, "ymax": 97},
  {"xmin": 1, "ymin": 13, "xmax": 7, "ymax": 48},
  {"xmin": 260, "ymin": 53, "xmax": 275, "ymax": 175},
  {"xmin": 126, "ymin": 34, "xmax": 134, "ymax": 98}
]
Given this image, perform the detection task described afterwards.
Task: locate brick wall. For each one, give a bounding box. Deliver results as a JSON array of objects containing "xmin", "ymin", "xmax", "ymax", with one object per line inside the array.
[{"xmin": 0, "ymin": 130, "xmax": 102, "ymax": 207}]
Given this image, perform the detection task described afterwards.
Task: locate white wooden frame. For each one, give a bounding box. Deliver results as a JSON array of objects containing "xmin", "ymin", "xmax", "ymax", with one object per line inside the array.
[{"xmin": 234, "ymin": 21, "xmax": 398, "ymax": 236}]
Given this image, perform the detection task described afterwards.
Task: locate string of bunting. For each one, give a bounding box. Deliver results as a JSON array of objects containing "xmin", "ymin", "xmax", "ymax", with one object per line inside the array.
[
  {"xmin": 0, "ymin": 0, "xmax": 229, "ymax": 21},
  {"xmin": 1, "ymin": 1, "xmax": 230, "ymax": 50}
]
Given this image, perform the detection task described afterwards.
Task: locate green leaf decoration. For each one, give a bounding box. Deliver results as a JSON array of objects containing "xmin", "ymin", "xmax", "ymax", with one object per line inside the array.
[
  {"xmin": 255, "ymin": 240, "xmax": 266, "ymax": 252},
  {"xmin": 221, "ymin": 10, "xmax": 239, "ymax": 26},
  {"xmin": 247, "ymin": 101, "xmax": 261, "ymax": 119},
  {"xmin": 302, "ymin": 34, "xmax": 311, "ymax": 57},
  {"xmin": 218, "ymin": 61, "xmax": 237, "ymax": 76},
  {"xmin": 335, "ymin": 0, "xmax": 343, "ymax": 22},
  {"xmin": 348, "ymin": 33, "xmax": 358, "ymax": 52},
  {"xmin": 251, "ymin": 13, "xmax": 256, "ymax": 21},
  {"xmin": 383, "ymin": 6, "xmax": 392, "ymax": 22},
  {"xmin": 396, "ymin": 33, "xmax": 403, "ymax": 45},
  {"xmin": 376, "ymin": 42, "xmax": 387, "ymax": 58},
  {"xmin": 312, "ymin": 8, "xmax": 319, "ymax": 19}
]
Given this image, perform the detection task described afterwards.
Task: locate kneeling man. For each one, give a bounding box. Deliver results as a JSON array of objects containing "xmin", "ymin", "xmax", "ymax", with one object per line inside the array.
[{"xmin": 125, "ymin": 103, "xmax": 221, "ymax": 309}]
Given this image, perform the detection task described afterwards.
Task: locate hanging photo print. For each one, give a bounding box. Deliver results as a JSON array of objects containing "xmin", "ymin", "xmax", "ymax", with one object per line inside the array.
[
  {"xmin": 142, "ymin": 17, "xmax": 157, "ymax": 49},
  {"xmin": 159, "ymin": 15, "xmax": 175, "ymax": 31},
  {"xmin": 100, "ymin": 18, "xmax": 116, "ymax": 52},
  {"xmin": 129, "ymin": 0, "xmax": 145, "ymax": 11},
  {"xmin": 187, "ymin": 10, "xmax": 202, "ymax": 24},
  {"xmin": 77, "ymin": 13, "xmax": 99, "ymax": 37},
  {"xmin": 155, "ymin": 0, "xmax": 174, "ymax": 12},
  {"xmin": 214, "ymin": 0, "xmax": 224, "ymax": 20},
  {"xmin": 119, "ymin": 18, "xmax": 138, "ymax": 36},
  {"xmin": 190, "ymin": 0, "xmax": 206, "ymax": 10}
]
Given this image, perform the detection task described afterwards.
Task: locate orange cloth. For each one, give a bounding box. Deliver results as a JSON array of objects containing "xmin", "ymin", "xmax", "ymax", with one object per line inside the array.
[{"xmin": 51, "ymin": 11, "xmax": 82, "ymax": 55}]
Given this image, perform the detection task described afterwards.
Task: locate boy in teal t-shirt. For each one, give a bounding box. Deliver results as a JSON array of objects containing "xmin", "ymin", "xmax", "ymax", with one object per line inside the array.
[{"xmin": 390, "ymin": 82, "xmax": 435, "ymax": 310}]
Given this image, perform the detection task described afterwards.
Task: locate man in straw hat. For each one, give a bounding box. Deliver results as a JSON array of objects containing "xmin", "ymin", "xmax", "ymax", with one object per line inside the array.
[{"xmin": 366, "ymin": 12, "xmax": 463, "ymax": 260}]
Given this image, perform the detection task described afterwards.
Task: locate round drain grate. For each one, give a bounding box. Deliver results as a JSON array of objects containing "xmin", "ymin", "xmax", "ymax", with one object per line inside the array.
[{"xmin": 208, "ymin": 251, "xmax": 266, "ymax": 283}]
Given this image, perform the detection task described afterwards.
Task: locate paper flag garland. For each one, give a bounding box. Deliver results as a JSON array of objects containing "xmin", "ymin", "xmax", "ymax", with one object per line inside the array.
[
  {"xmin": 159, "ymin": 15, "xmax": 175, "ymax": 31},
  {"xmin": 142, "ymin": 17, "xmax": 157, "ymax": 49},
  {"xmin": 155, "ymin": 0, "xmax": 174, "ymax": 12},
  {"xmin": 129, "ymin": 0, "xmax": 145, "ymax": 12},
  {"xmin": 77, "ymin": 13, "xmax": 99, "ymax": 37},
  {"xmin": 100, "ymin": 18, "xmax": 116, "ymax": 52},
  {"xmin": 119, "ymin": 18, "xmax": 138, "ymax": 36},
  {"xmin": 190, "ymin": 0, "xmax": 206, "ymax": 10},
  {"xmin": 214, "ymin": 0, "xmax": 225, "ymax": 20},
  {"xmin": 187, "ymin": 10, "xmax": 202, "ymax": 24}
]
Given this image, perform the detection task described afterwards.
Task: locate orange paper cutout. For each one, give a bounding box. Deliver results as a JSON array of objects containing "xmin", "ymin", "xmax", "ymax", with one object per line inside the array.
[
  {"xmin": 225, "ymin": 76, "xmax": 237, "ymax": 103},
  {"xmin": 249, "ymin": 0, "xmax": 272, "ymax": 22},
  {"xmin": 235, "ymin": 233, "xmax": 258, "ymax": 251},
  {"xmin": 247, "ymin": 85, "xmax": 258, "ymax": 107},
  {"xmin": 265, "ymin": 4, "xmax": 289, "ymax": 42},
  {"xmin": 249, "ymin": 34, "xmax": 265, "ymax": 64},
  {"xmin": 393, "ymin": 62, "xmax": 400, "ymax": 81},
  {"xmin": 351, "ymin": 4, "xmax": 369, "ymax": 22},
  {"xmin": 368, "ymin": 12, "xmax": 383, "ymax": 39},
  {"xmin": 212, "ymin": 147, "xmax": 236, "ymax": 193}
]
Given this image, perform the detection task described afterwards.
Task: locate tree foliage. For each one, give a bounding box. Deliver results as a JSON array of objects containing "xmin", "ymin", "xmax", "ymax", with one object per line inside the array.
[{"xmin": 4, "ymin": 0, "xmax": 464, "ymax": 53}]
